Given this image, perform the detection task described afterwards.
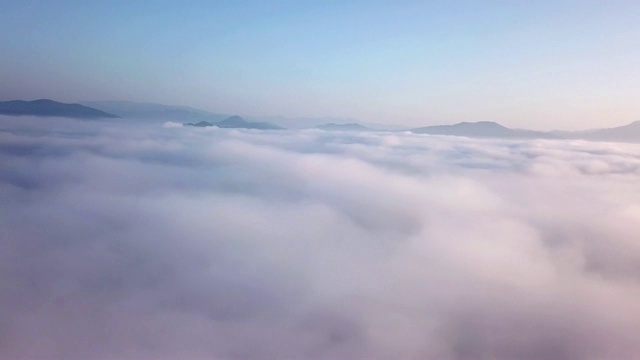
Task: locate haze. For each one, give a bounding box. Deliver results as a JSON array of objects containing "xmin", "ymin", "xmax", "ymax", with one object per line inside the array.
[{"xmin": 1, "ymin": 1, "xmax": 639, "ymax": 130}]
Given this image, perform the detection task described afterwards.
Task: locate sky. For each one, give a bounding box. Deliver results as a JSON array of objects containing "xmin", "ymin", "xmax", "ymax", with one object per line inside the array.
[
  {"xmin": 3, "ymin": 116, "xmax": 640, "ymax": 359},
  {"xmin": 1, "ymin": 0, "xmax": 640, "ymax": 129}
]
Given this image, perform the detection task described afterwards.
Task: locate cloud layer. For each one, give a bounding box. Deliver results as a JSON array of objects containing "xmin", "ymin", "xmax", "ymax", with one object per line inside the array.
[{"xmin": 2, "ymin": 116, "xmax": 640, "ymax": 360}]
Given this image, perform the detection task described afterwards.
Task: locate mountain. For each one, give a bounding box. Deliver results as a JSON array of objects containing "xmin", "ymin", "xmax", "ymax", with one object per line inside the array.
[
  {"xmin": 574, "ymin": 121, "xmax": 640, "ymax": 142},
  {"xmin": 411, "ymin": 121, "xmax": 555, "ymax": 139},
  {"xmin": 247, "ymin": 116, "xmax": 362, "ymax": 129},
  {"xmin": 81, "ymin": 101, "xmax": 408, "ymax": 130},
  {"xmin": 185, "ymin": 116, "xmax": 283, "ymax": 130},
  {"xmin": 187, "ymin": 121, "xmax": 215, "ymax": 127},
  {"xmin": 546, "ymin": 121, "xmax": 640, "ymax": 143},
  {"xmin": 0, "ymin": 99, "xmax": 118, "ymax": 119},
  {"xmin": 80, "ymin": 101, "xmax": 228, "ymax": 122},
  {"xmin": 315, "ymin": 123, "xmax": 372, "ymax": 131},
  {"xmin": 216, "ymin": 115, "xmax": 283, "ymax": 130}
]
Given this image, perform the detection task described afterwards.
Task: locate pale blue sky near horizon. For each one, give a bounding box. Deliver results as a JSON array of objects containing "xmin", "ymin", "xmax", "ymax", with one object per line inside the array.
[{"xmin": 1, "ymin": 0, "xmax": 639, "ymax": 130}]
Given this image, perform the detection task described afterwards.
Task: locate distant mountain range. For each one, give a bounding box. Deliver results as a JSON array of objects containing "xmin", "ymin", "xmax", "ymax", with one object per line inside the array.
[
  {"xmin": 185, "ymin": 115, "xmax": 283, "ymax": 130},
  {"xmin": 0, "ymin": 99, "xmax": 118, "ymax": 119},
  {"xmin": 551, "ymin": 121, "xmax": 640, "ymax": 142},
  {"xmin": 81, "ymin": 100, "xmax": 229, "ymax": 123},
  {"xmin": 79, "ymin": 101, "xmax": 404, "ymax": 130},
  {"xmin": 70, "ymin": 100, "xmax": 283, "ymax": 129},
  {"xmin": 410, "ymin": 121, "xmax": 555, "ymax": 139},
  {"xmin": 3, "ymin": 99, "xmax": 640, "ymax": 143},
  {"xmin": 409, "ymin": 120, "xmax": 640, "ymax": 143}
]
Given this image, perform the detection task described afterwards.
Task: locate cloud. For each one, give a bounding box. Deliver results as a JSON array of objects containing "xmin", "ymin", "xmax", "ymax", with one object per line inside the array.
[
  {"xmin": 2, "ymin": 116, "xmax": 640, "ymax": 359},
  {"xmin": 162, "ymin": 121, "xmax": 183, "ymax": 128}
]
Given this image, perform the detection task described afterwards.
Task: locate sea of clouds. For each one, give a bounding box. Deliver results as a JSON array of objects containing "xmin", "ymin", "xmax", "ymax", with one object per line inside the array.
[{"xmin": 2, "ymin": 116, "xmax": 640, "ymax": 360}]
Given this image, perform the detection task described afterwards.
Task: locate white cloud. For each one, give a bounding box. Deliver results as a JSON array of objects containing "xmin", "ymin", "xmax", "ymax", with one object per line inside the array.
[
  {"xmin": 2, "ymin": 117, "xmax": 640, "ymax": 359},
  {"xmin": 162, "ymin": 121, "xmax": 183, "ymax": 128}
]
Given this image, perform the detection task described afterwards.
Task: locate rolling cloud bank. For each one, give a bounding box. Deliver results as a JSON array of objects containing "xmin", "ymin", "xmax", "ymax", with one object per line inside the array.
[{"xmin": 2, "ymin": 116, "xmax": 640, "ymax": 359}]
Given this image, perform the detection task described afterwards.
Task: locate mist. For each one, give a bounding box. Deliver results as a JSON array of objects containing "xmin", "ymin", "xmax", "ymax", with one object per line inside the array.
[{"xmin": 2, "ymin": 116, "xmax": 640, "ymax": 360}]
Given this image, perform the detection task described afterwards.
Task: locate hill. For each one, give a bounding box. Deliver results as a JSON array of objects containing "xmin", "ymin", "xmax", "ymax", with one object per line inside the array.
[
  {"xmin": 185, "ymin": 116, "xmax": 283, "ymax": 130},
  {"xmin": 573, "ymin": 121, "xmax": 640, "ymax": 142},
  {"xmin": 0, "ymin": 99, "xmax": 118, "ymax": 119},
  {"xmin": 411, "ymin": 121, "xmax": 555, "ymax": 139},
  {"xmin": 80, "ymin": 101, "xmax": 228, "ymax": 122}
]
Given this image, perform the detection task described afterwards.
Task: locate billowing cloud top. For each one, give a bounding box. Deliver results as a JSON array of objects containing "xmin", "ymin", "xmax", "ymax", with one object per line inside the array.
[{"xmin": 2, "ymin": 116, "xmax": 640, "ymax": 360}]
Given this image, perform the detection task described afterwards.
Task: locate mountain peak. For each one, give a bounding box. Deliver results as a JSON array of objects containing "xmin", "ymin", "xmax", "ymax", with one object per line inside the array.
[
  {"xmin": 410, "ymin": 121, "xmax": 550, "ymax": 139},
  {"xmin": 457, "ymin": 121, "xmax": 505, "ymax": 128},
  {"xmin": 412, "ymin": 121, "xmax": 509, "ymax": 136},
  {"xmin": 217, "ymin": 115, "xmax": 250, "ymax": 127}
]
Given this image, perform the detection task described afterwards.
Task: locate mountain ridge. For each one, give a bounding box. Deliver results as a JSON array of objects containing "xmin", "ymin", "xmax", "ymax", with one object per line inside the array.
[
  {"xmin": 80, "ymin": 100, "xmax": 228, "ymax": 122},
  {"xmin": 410, "ymin": 120, "xmax": 640, "ymax": 143},
  {"xmin": 185, "ymin": 115, "xmax": 283, "ymax": 130},
  {"xmin": 5, "ymin": 99, "xmax": 640, "ymax": 143},
  {"xmin": 411, "ymin": 121, "xmax": 556, "ymax": 139},
  {"xmin": 0, "ymin": 99, "xmax": 118, "ymax": 119}
]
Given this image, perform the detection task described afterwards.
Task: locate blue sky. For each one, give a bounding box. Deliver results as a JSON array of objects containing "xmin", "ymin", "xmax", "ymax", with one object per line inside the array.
[{"xmin": 1, "ymin": 0, "xmax": 639, "ymax": 129}]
